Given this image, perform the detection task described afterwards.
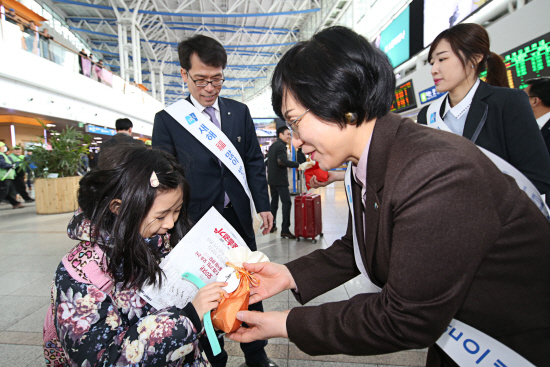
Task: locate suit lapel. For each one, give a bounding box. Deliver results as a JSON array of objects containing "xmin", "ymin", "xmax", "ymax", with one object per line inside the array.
[
  {"xmin": 353, "ymin": 114, "xmax": 401, "ymax": 287},
  {"xmin": 542, "ymin": 119, "xmax": 550, "ymax": 139},
  {"xmin": 462, "ymin": 81, "xmax": 492, "ymax": 141},
  {"xmin": 352, "ymin": 179, "xmax": 383, "ymax": 287},
  {"xmin": 218, "ymin": 97, "xmax": 234, "ymax": 140}
]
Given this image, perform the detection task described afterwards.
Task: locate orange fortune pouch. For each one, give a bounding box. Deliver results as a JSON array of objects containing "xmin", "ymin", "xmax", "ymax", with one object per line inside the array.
[{"xmin": 211, "ymin": 248, "xmax": 269, "ymax": 333}]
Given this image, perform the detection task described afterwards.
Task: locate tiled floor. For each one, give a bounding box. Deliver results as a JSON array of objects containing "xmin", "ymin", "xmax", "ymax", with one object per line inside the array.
[{"xmin": 0, "ymin": 182, "xmax": 426, "ymax": 367}]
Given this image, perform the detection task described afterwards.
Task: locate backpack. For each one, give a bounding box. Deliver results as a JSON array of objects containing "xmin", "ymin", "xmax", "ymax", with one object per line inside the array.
[{"xmin": 43, "ymin": 242, "xmax": 113, "ymax": 367}]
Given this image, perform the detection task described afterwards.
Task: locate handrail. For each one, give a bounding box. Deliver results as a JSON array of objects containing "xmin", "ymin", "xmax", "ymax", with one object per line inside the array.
[{"xmin": 1, "ymin": 13, "xmax": 150, "ymax": 96}]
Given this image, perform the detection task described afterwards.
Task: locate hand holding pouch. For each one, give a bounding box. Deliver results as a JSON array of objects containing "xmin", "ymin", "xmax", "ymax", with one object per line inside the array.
[{"xmin": 211, "ymin": 248, "xmax": 269, "ymax": 333}]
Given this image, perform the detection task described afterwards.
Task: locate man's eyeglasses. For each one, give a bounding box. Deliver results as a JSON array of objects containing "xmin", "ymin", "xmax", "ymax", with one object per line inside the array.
[
  {"xmin": 285, "ymin": 109, "xmax": 310, "ymax": 135},
  {"xmin": 186, "ymin": 71, "xmax": 225, "ymax": 87}
]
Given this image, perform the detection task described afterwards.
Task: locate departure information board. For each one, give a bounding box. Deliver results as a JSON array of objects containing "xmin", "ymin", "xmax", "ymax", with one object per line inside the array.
[
  {"xmin": 391, "ymin": 79, "xmax": 417, "ymax": 113},
  {"xmin": 480, "ymin": 31, "xmax": 550, "ymax": 90}
]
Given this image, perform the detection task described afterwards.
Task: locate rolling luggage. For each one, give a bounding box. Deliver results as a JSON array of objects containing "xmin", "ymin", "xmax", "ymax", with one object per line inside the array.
[{"xmin": 294, "ymin": 193, "xmax": 323, "ymax": 243}]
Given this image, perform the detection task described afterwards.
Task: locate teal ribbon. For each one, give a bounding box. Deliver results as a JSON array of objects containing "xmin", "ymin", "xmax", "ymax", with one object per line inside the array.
[{"xmin": 182, "ymin": 272, "xmax": 222, "ymax": 356}]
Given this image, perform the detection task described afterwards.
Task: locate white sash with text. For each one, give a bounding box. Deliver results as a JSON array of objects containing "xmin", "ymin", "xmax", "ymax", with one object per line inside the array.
[{"xmin": 165, "ymin": 100, "xmax": 261, "ymax": 228}]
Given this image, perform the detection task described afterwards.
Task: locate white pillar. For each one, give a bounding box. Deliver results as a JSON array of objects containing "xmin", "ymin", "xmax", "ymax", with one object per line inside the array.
[
  {"xmin": 121, "ymin": 23, "xmax": 129, "ymax": 81},
  {"xmin": 1, "ymin": 6, "xmax": 6, "ymax": 43},
  {"xmin": 160, "ymin": 71, "xmax": 165, "ymax": 106},
  {"xmin": 136, "ymin": 33, "xmax": 142, "ymax": 84},
  {"xmin": 151, "ymin": 67, "xmax": 157, "ymax": 98},
  {"xmin": 117, "ymin": 22, "xmax": 125, "ymax": 79},
  {"xmin": 517, "ymin": 0, "xmax": 525, "ymax": 9},
  {"xmin": 131, "ymin": 25, "xmax": 139, "ymax": 83}
]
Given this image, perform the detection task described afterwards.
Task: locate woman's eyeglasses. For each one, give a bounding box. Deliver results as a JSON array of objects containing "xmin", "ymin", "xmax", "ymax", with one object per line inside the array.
[{"xmin": 285, "ymin": 109, "xmax": 310, "ymax": 135}]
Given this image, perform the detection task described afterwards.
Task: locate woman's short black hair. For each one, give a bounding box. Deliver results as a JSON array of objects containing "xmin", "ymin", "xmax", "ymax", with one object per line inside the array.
[
  {"xmin": 78, "ymin": 144, "xmax": 192, "ymax": 290},
  {"xmin": 272, "ymin": 26, "xmax": 396, "ymax": 128},
  {"xmin": 178, "ymin": 35, "xmax": 227, "ymax": 70}
]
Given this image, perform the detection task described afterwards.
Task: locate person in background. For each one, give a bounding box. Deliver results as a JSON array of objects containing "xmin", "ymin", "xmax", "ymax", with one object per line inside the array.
[
  {"xmin": 525, "ymin": 77, "xmax": 550, "ymax": 155},
  {"xmin": 296, "ymin": 147, "xmax": 306, "ymax": 165},
  {"xmin": 98, "ymin": 118, "xmax": 144, "ymax": 163},
  {"xmin": 79, "ymin": 153, "xmax": 89, "ymax": 175},
  {"xmin": 153, "ymin": 34, "xmax": 275, "ymax": 367},
  {"xmin": 39, "ymin": 28, "xmax": 54, "ymax": 60},
  {"xmin": 23, "ymin": 20, "xmax": 37, "ymax": 54},
  {"xmin": 224, "ymin": 26, "xmax": 549, "ymax": 367},
  {"xmin": 9, "ymin": 146, "xmax": 34, "ymax": 203},
  {"xmin": 267, "ymin": 126, "xmax": 299, "ymax": 238},
  {"xmin": 24, "ymin": 150, "xmax": 35, "ymax": 191},
  {"xmin": 417, "ymin": 23, "xmax": 550, "ymax": 196},
  {"xmin": 0, "ymin": 142, "xmax": 24, "ymax": 209},
  {"xmin": 78, "ymin": 49, "xmax": 88, "ymax": 75},
  {"xmin": 5, "ymin": 8, "xmax": 20, "ymax": 25},
  {"xmin": 308, "ymin": 170, "xmax": 344, "ymax": 189}
]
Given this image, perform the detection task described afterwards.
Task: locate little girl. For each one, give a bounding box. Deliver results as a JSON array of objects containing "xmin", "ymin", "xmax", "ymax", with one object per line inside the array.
[{"xmin": 44, "ymin": 145, "xmax": 227, "ymax": 367}]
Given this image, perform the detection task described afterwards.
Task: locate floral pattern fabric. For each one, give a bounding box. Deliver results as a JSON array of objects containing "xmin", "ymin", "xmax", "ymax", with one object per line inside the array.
[{"xmin": 46, "ymin": 210, "xmax": 209, "ymax": 367}]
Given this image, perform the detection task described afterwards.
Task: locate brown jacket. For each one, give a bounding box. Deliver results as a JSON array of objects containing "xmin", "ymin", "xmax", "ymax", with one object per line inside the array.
[{"xmin": 285, "ymin": 113, "xmax": 550, "ymax": 366}]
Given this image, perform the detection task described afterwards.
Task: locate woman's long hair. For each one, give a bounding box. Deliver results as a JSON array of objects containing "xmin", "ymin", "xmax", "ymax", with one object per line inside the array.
[
  {"xmin": 428, "ymin": 23, "xmax": 509, "ymax": 88},
  {"xmin": 78, "ymin": 145, "xmax": 192, "ymax": 290}
]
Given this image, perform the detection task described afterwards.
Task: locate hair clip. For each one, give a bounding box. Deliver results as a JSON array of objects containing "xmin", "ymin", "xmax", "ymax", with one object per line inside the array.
[
  {"xmin": 345, "ymin": 112, "xmax": 358, "ymax": 125},
  {"xmin": 150, "ymin": 171, "xmax": 159, "ymax": 188}
]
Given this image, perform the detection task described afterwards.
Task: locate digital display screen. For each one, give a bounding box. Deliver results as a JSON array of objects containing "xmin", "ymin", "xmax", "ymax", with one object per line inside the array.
[
  {"xmin": 481, "ymin": 31, "xmax": 550, "ymax": 90},
  {"xmin": 379, "ymin": 6, "xmax": 410, "ymax": 68},
  {"xmin": 419, "ymin": 85, "xmax": 446, "ymax": 104},
  {"xmin": 253, "ymin": 118, "xmax": 277, "ymax": 137},
  {"xmin": 391, "ymin": 80, "xmax": 417, "ymax": 113},
  {"xmin": 423, "ymin": 0, "xmax": 490, "ymax": 48},
  {"xmin": 86, "ymin": 125, "xmax": 116, "ymax": 136}
]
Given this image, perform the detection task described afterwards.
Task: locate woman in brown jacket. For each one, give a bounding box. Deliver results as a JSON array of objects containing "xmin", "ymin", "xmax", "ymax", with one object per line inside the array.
[{"xmin": 226, "ymin": 26, "xmax": 550, "ymax": 367}]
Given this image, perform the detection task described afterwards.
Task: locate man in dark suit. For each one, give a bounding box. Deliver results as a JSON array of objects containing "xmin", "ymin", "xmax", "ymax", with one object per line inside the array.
[
  {"xmin": 99, "ymin": 118, "xmax": 144, "ymax": 163},
  {"xmin": 525, "ymin": 77, "xmax": 550, "ymax": 155},
  {"xmin": 152, "ymin": 35, "xmax": 275, "ymax": 367},
  {"xmin": 267, "ymin": 126, "xmax": 299, "ymax": 238}
]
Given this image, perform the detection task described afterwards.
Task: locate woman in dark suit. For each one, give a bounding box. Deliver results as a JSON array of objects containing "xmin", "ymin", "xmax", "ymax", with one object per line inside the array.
[
  {"xmin": 224, "ymin": 26, "xmax": 550, "ymax": 367},
  {"xmin": 417, "ymin": 23, "xmax": 550, "ymax": 195}
]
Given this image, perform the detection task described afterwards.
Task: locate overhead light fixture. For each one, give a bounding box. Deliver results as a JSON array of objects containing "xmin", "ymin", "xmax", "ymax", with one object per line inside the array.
[
  {"xmin": 46, "ymin": 124, "xmax": 56, "ymax": 127},
  {"xmin": 93, "ymin": 137, "xmax": 103, "ymax": 140}
]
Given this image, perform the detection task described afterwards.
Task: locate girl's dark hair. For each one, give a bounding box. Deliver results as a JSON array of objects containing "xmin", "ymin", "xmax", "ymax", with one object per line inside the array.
[
  {"xmin": 428, "ymin": 23, "xmax": 509, "ymax": 88},
  {"xmin": 78, "ymin": 145, "xmax": 192, "ymax": 290},
  {"xmin": 272, "ymin": 26, "xmax": 396, "ymax": 128}
]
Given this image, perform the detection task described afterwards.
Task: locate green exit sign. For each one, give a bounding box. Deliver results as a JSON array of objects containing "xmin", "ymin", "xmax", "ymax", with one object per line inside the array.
[{"xmin": 78, "ymin": 122, "xmax": 84, "ymax": 128}]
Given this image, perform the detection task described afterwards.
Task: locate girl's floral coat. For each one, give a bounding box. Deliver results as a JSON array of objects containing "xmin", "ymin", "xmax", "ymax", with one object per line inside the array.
[{"xmin": 46, "ymin": 210, "xmax": 209, "ymax": 367}]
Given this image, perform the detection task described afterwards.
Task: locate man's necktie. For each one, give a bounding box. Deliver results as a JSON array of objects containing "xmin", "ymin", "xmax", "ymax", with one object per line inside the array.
[{"xmin": 204, "ymin": 107, "xmax": 230, "ymax": 208}]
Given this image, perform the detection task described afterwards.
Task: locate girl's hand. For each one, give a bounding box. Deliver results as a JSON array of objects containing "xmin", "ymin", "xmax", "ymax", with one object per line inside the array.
[{"xmin": 191, "ymin": 282, "xmax": 229, "ymax": 321}]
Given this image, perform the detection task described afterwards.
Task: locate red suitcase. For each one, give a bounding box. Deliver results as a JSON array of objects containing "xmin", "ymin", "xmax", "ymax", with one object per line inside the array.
[{"xmin": 294, "ymin": 193, "xmax": 323, "ymax": 243}]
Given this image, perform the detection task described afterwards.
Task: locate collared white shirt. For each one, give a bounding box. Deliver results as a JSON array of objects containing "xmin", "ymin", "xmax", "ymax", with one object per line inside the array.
[
  {"xmin": 352, "ymin": 136, "xmax": 372, "ymax": 210},
  {"xmin": 443, "ymin": 78, "xmax": 480, "ymax": 120},
  {"xmin": 190, "ymin": 94, "xmax": 221, "ymax": 127},
  {"xmin": 536, "ymin": 111, "xmax": 550, "ymax": 130},
  {"xmin": 441, "ymin": 78, "xmax": 480, "ymax": 136}
]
